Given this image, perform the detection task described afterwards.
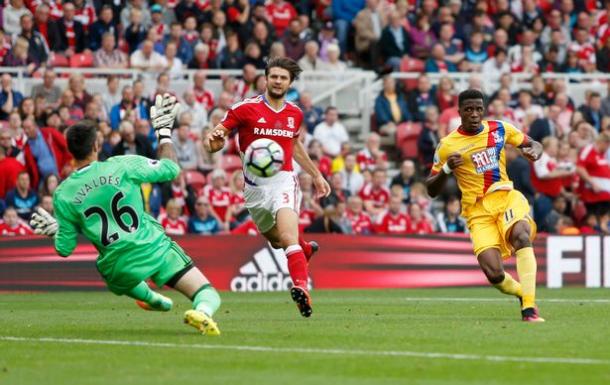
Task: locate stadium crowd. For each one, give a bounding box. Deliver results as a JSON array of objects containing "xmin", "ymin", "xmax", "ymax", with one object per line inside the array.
[{"xmin": 0, "ymin": 0, "xmax": 610, "ymax": 237}]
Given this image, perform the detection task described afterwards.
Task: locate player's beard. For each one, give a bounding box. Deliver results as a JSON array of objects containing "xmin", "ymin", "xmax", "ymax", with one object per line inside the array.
[{"xmin": 267, "ymin": 88, "xmax": 287, "ymax": 100}]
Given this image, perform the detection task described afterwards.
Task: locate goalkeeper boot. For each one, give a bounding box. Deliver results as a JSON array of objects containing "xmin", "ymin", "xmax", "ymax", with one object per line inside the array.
[
  {"xmin": 290, "ymin": 286, "xmax": 313, "ymax": 318},
  {"xmin": 136, "ymin": 294, "xmax": 173, "ymax": 312},
  {"xmin": 522, "ymin": 307, "xmax": 545, "ymax": 323},
  {"xmin": 184, "ymin": 310, "xmax": 221, "ymax": 336}
]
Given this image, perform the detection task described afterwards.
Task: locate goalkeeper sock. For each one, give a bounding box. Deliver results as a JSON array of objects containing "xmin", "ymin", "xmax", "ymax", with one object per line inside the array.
[
  {"xmin": 493, "ymin": 272, "xmax": 523, "ymax": 298},
  {"xmin": 126, "ymin": 282, "xmax": 170, "ymax": 309},
  {"xmin": 516, "ymin": 247, "xmax": 537, "ymax": 309},
  {"xmin": 192, "ymin": 284, "xmax": 221, "ymax": 317},
  {"xmin": 286, "ymin": 245, "xmax": 309, "ymax": 288}
]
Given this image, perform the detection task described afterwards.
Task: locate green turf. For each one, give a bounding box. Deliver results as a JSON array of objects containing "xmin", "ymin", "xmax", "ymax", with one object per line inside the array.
[{"xmin": 1, "ymin": 288, "xmax": 609, "ymax": 385}]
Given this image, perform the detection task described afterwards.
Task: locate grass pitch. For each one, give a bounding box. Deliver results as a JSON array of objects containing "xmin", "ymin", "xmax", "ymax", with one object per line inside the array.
[{"xmin": 1, "ymin": 288, "xmax": 609, "ymax": 385}]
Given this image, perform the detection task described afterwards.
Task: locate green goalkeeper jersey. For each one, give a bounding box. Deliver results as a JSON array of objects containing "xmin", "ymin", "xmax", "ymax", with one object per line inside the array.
[{"xmin": 53, "ymin": 155, "xmax": 180, "ymax": 274}]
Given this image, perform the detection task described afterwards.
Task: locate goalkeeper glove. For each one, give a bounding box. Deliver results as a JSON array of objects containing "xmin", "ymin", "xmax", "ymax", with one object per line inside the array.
[
  {"xmin": 29, "ymin": 207, "xmax": 58, "ymax": 237},
  {"xmin": 150, "ymin": 93, "xmax": 180, "ymax": 145}
]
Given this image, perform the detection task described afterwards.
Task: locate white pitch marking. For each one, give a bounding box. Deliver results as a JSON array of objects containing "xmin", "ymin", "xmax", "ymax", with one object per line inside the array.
[
  {"xmin": 0, "ymin": 336, "xmax": 608, "ymax": 366},
  {"xmin": 402, "ymin": 297, "xmax": 610, "ymax": 304}
]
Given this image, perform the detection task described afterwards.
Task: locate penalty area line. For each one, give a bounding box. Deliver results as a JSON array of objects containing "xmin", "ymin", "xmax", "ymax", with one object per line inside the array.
[
  {"xmin": 0, "ymin": 336, "xmax": 607, "ymax": 366},
  {"xmin": 403, "ymin": 297, "xmax": 610, "ymax": 304}
]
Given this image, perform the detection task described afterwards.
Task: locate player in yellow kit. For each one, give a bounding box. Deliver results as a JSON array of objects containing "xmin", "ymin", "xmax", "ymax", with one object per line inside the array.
[{"xmin": 426, "ymin": 89, "xmax": 545, "ymax": 322}]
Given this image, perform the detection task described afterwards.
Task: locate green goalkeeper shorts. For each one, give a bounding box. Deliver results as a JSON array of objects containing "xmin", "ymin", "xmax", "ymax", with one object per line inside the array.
[{"xmin": 100, "ymin": 242, "xmax": 193, "ymax": 295}]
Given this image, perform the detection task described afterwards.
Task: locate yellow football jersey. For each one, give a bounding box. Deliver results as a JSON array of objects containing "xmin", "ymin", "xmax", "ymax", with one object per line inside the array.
[{"xmin": 431, "ymin": 120, "xmax": 527, "ymax": 215}]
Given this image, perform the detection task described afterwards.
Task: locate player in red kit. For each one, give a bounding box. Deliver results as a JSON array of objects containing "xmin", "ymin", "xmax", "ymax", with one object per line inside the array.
[{"xmin": 203, "ymin": 58, "xmax": 331, "ymax": 317}]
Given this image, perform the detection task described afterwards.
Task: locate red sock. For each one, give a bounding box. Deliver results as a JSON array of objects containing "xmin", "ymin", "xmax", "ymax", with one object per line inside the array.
[
  {"xmin": 285, "ymin": 245, "xmax": 309, "ymax": 288},
  {"xmin": 299, "ymin": 236, "xmax": 313, "ymax": 260}
]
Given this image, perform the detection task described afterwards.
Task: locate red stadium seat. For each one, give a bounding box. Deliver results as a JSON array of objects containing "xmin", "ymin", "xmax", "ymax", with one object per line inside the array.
[
  {"xmin": 396, "ymin": 122, "xmax": 422, "ymax": 159},
  {"xmin": 184, "ymin": 170, "xmax": 206, "ymax": 191},
  {"xmin": 399, "ymin": 57, "xmax": 425, "ymax": 90},
  {"xmin": 50, "ymin": 53, "xmax": 69, "ymax": 67},
  {"xmin": 70, "ymin": 52, "xmax": 94, "ymax": 68},
  {"xmin": 220, "ymin": 154, "xmax": 242, "ymax": 173}
]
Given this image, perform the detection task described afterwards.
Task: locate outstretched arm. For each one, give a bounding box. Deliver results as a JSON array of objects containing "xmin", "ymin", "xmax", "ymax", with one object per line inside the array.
[{"xmin": 518, "ymin": 135, "xmax": 543, "ymax": 162}]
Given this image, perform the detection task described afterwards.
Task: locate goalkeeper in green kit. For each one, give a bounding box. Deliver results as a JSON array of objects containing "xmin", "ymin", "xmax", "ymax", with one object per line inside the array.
[{"xmin": 30, "ymin": 94, "xmax": 221, "ymax": 336}]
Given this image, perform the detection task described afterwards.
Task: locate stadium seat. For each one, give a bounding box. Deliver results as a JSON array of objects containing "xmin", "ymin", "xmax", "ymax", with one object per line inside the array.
[
  {"xmin": 220, "ymin": 154, "xmax": 242, "ymax": 173},
  {"xmin": 50, "ymin": 53, "xmax": 69, "ymax": 67},
  {"xmin": 399, "ymin": 57, "xmax": 425, "ymax": 90},
  {"xmin": 184, "ymin": 170, "xmax": 207, "ymax": 191},
  {"xmin": 70, "ymin": 52, "xmax": 94, "ymax": 68},
  {"xmin": 396, "ymin": 122, "xmax": 422, "ymax": 159}
]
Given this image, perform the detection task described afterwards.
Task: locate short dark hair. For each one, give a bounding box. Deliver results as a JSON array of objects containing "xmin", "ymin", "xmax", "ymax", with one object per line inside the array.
[
  {"xmin": 265, "ymin": 57, "xmax": 302, "ymax": 82},
  {"xmin": 66, "ymin": 120, "xmax": 98, "ymax": 160},
  {"xmin": 458, "ymin": 89, "xmax": 485, "ymax": 107}
]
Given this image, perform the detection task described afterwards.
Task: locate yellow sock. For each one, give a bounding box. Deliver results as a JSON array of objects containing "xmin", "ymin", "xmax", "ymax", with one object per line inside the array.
[
  {"xmin": 516, "ymin": 247, "xmax": 537, "ymax": 309},
  {"xmin": 493, "ymin": 272, "xmax": 523, "ymax": 298}
]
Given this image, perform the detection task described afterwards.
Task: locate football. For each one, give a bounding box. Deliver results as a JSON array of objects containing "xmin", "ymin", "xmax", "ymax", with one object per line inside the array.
[{"xmin": 244, "ymin": 138, "xmax": 285, "ymax": 177}]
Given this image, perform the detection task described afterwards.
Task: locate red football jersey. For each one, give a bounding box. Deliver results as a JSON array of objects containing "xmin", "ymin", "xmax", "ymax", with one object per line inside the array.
[
  {"xmin": 356, "ymin": 149, "xmax": 388, "ymax": 172},
  {"xmin": 161, "ymin": 217, "xmax": 188, "ymax": 236},
  {"xmin": 359, "ymin": 184, "xmax": 391, "ymax": 209},
  {"xmin": 265, "ymin": 2, "xmax": 297, "ymax": 37},
  {"xmin": 379, "ymin": 212, "xmax": 410, "ymax": 234},
  {"xmin": 221, "ymin": 95, "xmax": 303, "ymax": 172},
  {"xmin": 193, "ymin": 88, "xmax": 215, "ymax": 111},
  {"xmin": 0, "ymin": 223, "xmax": 33, "ymax": 236},
  {"xmin": 230, "ymin": 191, "xmax": 245, "ymax": 214},
  {"xmin": 202, "ymin": 185, "xmax": 232, "ymax": 221},
  {"xmin": 346, "ymin": 211, "xmax": 373, "ymax": 234},
  {"xmin": 577, "ymin": 144, "xmax": 610, "ymax": 203},
  {"xmin": 407, "ymin": 219, "xmax": 434, "ymax": 234}
]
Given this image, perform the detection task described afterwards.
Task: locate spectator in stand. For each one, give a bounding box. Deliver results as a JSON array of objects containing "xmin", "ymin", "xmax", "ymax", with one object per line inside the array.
[
  {"xmin": 318, "ymin": 21, "xmax": 338, "ymax": 62},
  {"xmin": 299, "ymin": 91, "xmax": 323, "ymax": 135},
  {"xmin": 226, "ymin": 171, "xmax": 247, "ymax": 228},
  {"xmin": 359, "ymin": 168, "xmax": 390, "ymax": 222},
  {"xmin": 22, "ymin": 117, "xmax": 71, "ymax": 189},
  {"xmin": 304, "ymin": 204, "xmax": 344, "ymax": 234},
  {"xmin": 68, "ymin": 74, "xmax": 92, "ymax": 111},
  {"xmin": 378, "ymin": 195, "xmax": 409, "ymax": 235},
  {"xmin": 298, "ymin": 40, "xmax": 327, "ymax": 71},
  {"xmin": 597, "ymin": 34, "xmax": 610, "ymax": 72},
  {"xmin": 111, "ymin": 120, "xmax": 155, "ymax": 159},
  {"xmin": 569, "ymin": 27, "xmax": 597, "ymax": 72},
  {"xmin": 192, "ymin": 71, "xmax": 215, "ymax": 111},
  {"xmin": 345, "ymin": 195, "xmax": 373, "ymax": 235},
  {"xmin": 188, "ymin": 42, "xmax": 215, "ymax": 69},
  {"xmin": 150, "ymin": 4, "xmax": 169, "ymax": 40},
  {"xmin": 482, "ymin": 48, "xmax": 510, "ymax": 80},
  {"xmin": 307, "ymin": 139, "xmax": 332, "ymax": 178},
  {"xmin": 409, "ymin": 12, "xmax": 436, "ymax": 60},
  {"xmin": 58, "ymin": 89, "xmax": 84, "ymax": 122},
  {"xmin": 110, "ymin": 86, "xmax": 139, "ymax": 130},
  {"xmin": 17, "ymin": 13, "xmax": 48, "ymax": 66},
  {"xmin": 544, "ymin": 196, "xmax": 568, "ymax": 234},
  {"xmin": 407, "ymin": 75, "xmax": 436, "ymax": 123},
  {"xmin": 0, "ymin": 74, "xmax": 24, "ymax": 121},
  {"xmin": 216, "ymin": 30, "xmax": 244, "ymax": 69},
  {"xmin": 357, "ymin": 133, "xmax": 388, "ymax": 172},
  {"xmin": 124, "ymin": 7, "xmax": 148, "ymax": 53},
  {"xmin": 0, "ymin": 145, "xmax": 24, "ymax": 199},
  {"xmin": 437, "ymin": 23, "xmax": 464, "ymax": 66},
  {"xmin": 101, "ymin": 76, "xmax": 121, "ymax": 118},
  {"xmin": 0, "ymin": 206, "xmax": 32, "ymax": 236},
  {"xmin": 330, "ymin": 142, "xmax": 354, "ymax": 173},
  {"xmin": 578, "ymin": 92, "xmax": 604, "ymax": 133},
  {"xmin": 406, "ymin": 202, "xmax": 434, "ymax": 234},
  {"xmin": 436, "ymin": 196, "xmax": 466, "ymax": 233},
  {"xmin": 33, "ymin": 4, "xmax": 61, "ymax": 52},
  {"xmin": 418, "ymin": 106, "xmax": 440, "ymax": 172},
  {"xmin": 57, "ymin": 2, "xmax": 88, "ymax": 56},
  {"xmin": 4, "ymin": 171, "xmax": 38, "ymax": 221},
  {"xmin": 436, "ymin": 76, "xmax": 458, "ymax": 113},
  {"xmin": 162, "ymin": 41, "xmax": 184, "ymax": 79},
  {"xmin": 353, "ymin": 0, "xmax": 387, "ymax": 69},
  {"xmin": 3, "ymin": 37, "xmax": 34, "ymax": 76},
  {"xmin": 188, "ymin": 197, "xmax": 220, "ymax": 235},
  {"xmin": 2, "ymin": 116, "xmax": 25, "ymax": 157},
  {"xmin": 202, "ymin": 169, "xmax": 232, "ymax": 229},
  {"xmin": 180, "ymin": 90, "xmax": 207, "ymax": 135},
  {"xmin": 374, "ymin": 75, "xmax": 411, "ymax": 136},
  {"xmin": 234, "ymin": 64, "xmax": 258, "ymax": 100},
  {"xmin": 425, "ymin": 43, "xmax": 457, "ymax": 73},
  {"xmin": 39, "ymin": 194, "xmax": 53, "ymax": 215},
  {"xmin": 39, "ymin": 173, "xmax": 59, "ymax": 198},
  {"xmin": 88, "ymin": 5, "xmax": 118, "ymax": 52},
  {"xmin": 576, "ymin": 132, "xmax": 610, "ymax": 218},
  {"xmin": 313, "ymin": 106, "xmax": 349, "ymax": 158},
  {"xmin": 160, "ymin": 198, "xmax": 188, "ymax": 236},
  {"xmin": 528, "ymin": 105, "xmax": 560, "ymax": 143},
  {"xmin": 131, "ymin": 39, "xmax": 167, "ymax": 72},
  {"xmin": 31, "ymin": 69, "xmax": 61, "ymax": 108},
  {"xmin": 340, "ymin": 153, "xmax": 364, "ymax": 196},
  {"xmin": 4, "ymin": 0, "xmax": 31, "ymax": 36},
  {"xmin": 324, "ymin": 44, "xmax": 347, "ymax": 72},
  {"xmin": 172, "ymin": 124, "xmax": 198, "ymax": 171},
  {"xmin": 281, "ymin": 18, "xmax": 306, "ymax": 62},
  {"xmin": 506, "ymin": 144, "xmax": 536, "ymax": 205},
  {"xmin": 164, "ymin": 22, "xmax": 193, "ymax": 65},
  {"xmin": 464, "ymin": 31, "xmax": 488, "ymax": 72},
  {"xmin": 121, "ymin": 0, "xmax": 152, "ymax": 30},
  {"xmin": 94, "ymin": 32, "xmax": 128, "ymax": 68},
  {"xmin": 379, "ymin": 10, "xmax": 410, "ymax": 71},
  {"xmin": 332, "ymin": 0, "xmax": 364, "ymax": 57},
  {"xmin": 251, "ymin": 20, "xmax": 273, "ymax": 60},
  {"xmin": 391, "ymin": 160, "xmax": 417, "ymax": 203},
  {"xmin": 265, "ymin": 0, "xmax": 297, "ymax": 38},
  {"xmin": 513, "ymin": 90, "xmax": 544, "ymax": 128},
  {"xmin": 321, "ymin": 172, "xmax": 350, "ymax": 208},
  {"xmin": 602, "ymin": 82, "xmax": 610, "ymax": 118}
]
